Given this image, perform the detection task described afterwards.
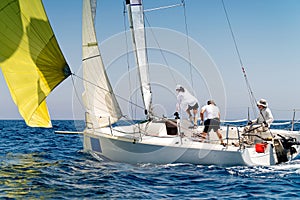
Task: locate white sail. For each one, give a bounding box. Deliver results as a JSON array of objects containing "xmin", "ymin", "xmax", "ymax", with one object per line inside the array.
[
  {"xmin": 82, "ymin": 0, "xmax": 122, "ymax": 128},
  {"xmin": 126, "ymin": 0, "xmax": 152, "ymax": 116}
]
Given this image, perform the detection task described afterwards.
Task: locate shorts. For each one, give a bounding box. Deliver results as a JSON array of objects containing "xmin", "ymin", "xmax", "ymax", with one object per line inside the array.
[
  {"xmin": 187, "ymin": 103, "xmax": 199, "ymax": 111},
  {"xmin": 203, "ymin": 118, "xmax": 220, "ymax": 133}
]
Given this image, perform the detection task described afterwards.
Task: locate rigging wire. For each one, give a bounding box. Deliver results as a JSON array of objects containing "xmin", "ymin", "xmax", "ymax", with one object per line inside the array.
[
  {"xmin": 126, "ymin": 1, "xmax": 154, "ymax": 117},
  {"xmin": 221, "ymin": 0, "xmax": 257, "ymax": 116},
  {"xmin": 71, "ymin": 72, "xmax": 187, "ymax": 135},
  {"xmin": 71, "ymin": 72, "xmax": 179, "ymax": 122},
  {"xmin": 123, "ymin": 2, "xmax": 136, "ymax": 119},
  {"xmin": 144, "ymin": 3, "xmax": 183, "ymax": 12},
  {"xmin": 221, "ymin": 1, "xmax": 274, "ymax": 136},
  {"xmin": 181, "ymin": 0, "xmax": 194, "ymax": 89},
  {"xmin": 143, "ymin": 15, "xmax": 178, "ymax": 85},
  {"xmin": 71, "ymin": 74, "xmax": 86, "ymax": 111},
  {"xmin": 143, "ymin": 0, "xmax": 194, "ymax": 90},
  {"xmin": 124, "ymin": 2, "xmax": 184, "ymax": 87},
  {"xmin": 71, "ymin": 73, "xmax": 145, "ymax": 111},
  {"xmin": 143, "ymin": 1, "xmax": 191, "ymax": 86}
]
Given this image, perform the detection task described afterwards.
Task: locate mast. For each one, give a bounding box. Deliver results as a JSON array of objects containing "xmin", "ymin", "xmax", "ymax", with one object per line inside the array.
[{"xmin": 126, "ymin": 0, "xmax": 152, "ymax": 118}]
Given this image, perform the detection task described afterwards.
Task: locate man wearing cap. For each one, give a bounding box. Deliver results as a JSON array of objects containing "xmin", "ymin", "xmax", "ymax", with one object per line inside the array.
[
  {"xmin": 174, "ymin": 84, "xmax": 199, "ymax": 128},
  {"xmin": 244, "ymin": 98, "xmax": 274, "ymax": 133}
]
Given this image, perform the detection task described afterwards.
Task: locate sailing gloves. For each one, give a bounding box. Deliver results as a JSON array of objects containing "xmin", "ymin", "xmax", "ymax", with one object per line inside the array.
[
  {"xmin": 247, "ymin": 120, "xmax": 268, "ymax": 127},
  {"xmin": 174, "ymin": 112, "xmax": 180, "ymax": 119}
]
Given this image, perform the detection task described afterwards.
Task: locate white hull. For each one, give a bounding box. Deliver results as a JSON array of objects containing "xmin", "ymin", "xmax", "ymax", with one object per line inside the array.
[{"xmin": 83, "ymin": 120, "xmax": 300, "ymax": 166}]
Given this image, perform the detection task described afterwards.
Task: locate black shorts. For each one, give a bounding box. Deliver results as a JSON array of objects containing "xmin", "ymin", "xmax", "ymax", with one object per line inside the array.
[
  {"xmin": 187, "ymin": 103, "xmax": 199, "ymax": 110},
  {"xmin": 203, "ymin": 118, "xmax": 220, "ymax": 133}
]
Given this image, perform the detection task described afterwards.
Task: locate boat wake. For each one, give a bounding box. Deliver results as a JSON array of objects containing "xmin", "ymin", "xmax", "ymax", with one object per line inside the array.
[{"xmin": 226, "ymin": 159, "xmax": 300, "ymax": 179}]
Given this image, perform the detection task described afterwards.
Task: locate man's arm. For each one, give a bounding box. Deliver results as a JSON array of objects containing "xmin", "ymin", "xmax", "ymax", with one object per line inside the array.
[{"xmin": 200, "ymin": 108, "xmax": 205, "ymax": 122}]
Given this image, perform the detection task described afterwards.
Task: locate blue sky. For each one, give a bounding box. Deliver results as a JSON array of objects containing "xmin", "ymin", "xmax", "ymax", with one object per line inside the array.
[{"xmin": 1, "ymin": 0, "xmax": 300, "ymax": 120}]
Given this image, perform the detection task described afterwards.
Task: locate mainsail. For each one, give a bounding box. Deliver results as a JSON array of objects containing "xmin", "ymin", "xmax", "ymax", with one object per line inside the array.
[
  {"xmin": 126, "ymin": 0, "xmax": 152, "ymax": 116},
  {"xmin": 0, "ymin": 0, "xmax": 71, "ymax": 127},
  {"xmin": 82, "ymin": 0, "xmax": 122, "ymax": 128}
]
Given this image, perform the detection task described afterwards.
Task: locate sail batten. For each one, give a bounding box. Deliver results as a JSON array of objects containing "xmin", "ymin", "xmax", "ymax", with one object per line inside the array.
[
  {"xmin": 82, "ymin": 0, "xmax": 122, "ymax": 128},
  {"xmin": 0, "ymin": 0, "xmax": 71, "ymax": 127}
]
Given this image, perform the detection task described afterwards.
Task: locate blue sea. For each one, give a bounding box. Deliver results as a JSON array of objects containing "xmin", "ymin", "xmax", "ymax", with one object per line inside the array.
[{"xmin": 1, "ymin": 120, "xmax": 300, "ymax": 199}]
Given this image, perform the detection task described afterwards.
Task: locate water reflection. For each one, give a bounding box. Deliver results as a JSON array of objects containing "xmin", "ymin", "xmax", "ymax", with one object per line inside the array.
[{"xmin": 0, "ymin": 153, "xmax": 57, "ymax": 198}]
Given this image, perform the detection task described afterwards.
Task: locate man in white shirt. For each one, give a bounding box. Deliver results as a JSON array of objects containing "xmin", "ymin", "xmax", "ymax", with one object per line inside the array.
[
  {"xmin": 174, "ymin": 85, "xmax": 199, "ymax": 127},
  {"xmin": 244, "ymin": 98, "xmax": 274, "ymax": 133},
  {"xmin": 199, "ymin": 100, "xmax": 225, "ymax": 146}
]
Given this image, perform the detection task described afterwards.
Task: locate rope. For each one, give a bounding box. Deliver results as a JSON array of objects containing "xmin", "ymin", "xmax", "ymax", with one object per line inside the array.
[
  {"xmin": 123, "ymin": 2, "xmax": 135, "ymax": 119},
  {"xmin": 182, "ymin": 0, "xmax": 194, "ymax": 89},
  {"xmin": 71, "ymin": 73, "xmax": 145, "ymax": 111},
  {"xmin": 221, "ymin": 0, "xmax": 257, "ymax": 116},
  {"xmin": 143, "ymin": 15, "xmax": 178, "ymax": 85},
  {"xmin": 71, "ymin": 72, "xmax": 195, "ymax": 136},
  {"xmin": 125, "ymin": 1, "xmax": 186, "ymax": 87},
  {"xmin": 144, "ymin": 3, "xmax": 183, "ymax": 12},
  {"xmin": 221, "ymin": 0, "xmax": 272, "ymax": 132},
  {"xmin": 71, "ymin": 74, "xmax": 85, "ymax": 111},
  {"xmin": 143, "ymin": 1, "xmax": 193, "ymax": 88}
]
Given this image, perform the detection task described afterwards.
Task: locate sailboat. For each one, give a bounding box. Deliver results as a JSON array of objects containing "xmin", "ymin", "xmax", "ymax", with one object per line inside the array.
[{"xmin": 1, "ymin": 0, "xmax": 300, "ymax": 166}]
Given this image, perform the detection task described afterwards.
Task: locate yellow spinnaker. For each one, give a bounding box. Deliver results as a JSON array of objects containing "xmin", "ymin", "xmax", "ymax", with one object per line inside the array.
[{"xmin": 0, "ymin": 0, "xmax": 71, "ymax": 127}]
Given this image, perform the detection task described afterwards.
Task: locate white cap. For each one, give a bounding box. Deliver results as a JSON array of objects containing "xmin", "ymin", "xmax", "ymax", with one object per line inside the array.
[
  {"xmin": 257, "ymin": 99, "xmax": 268, "ymax": 108},
  {"xmin": 176, "ymin": 84, "xmax": 183, "ymax": 90}
]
